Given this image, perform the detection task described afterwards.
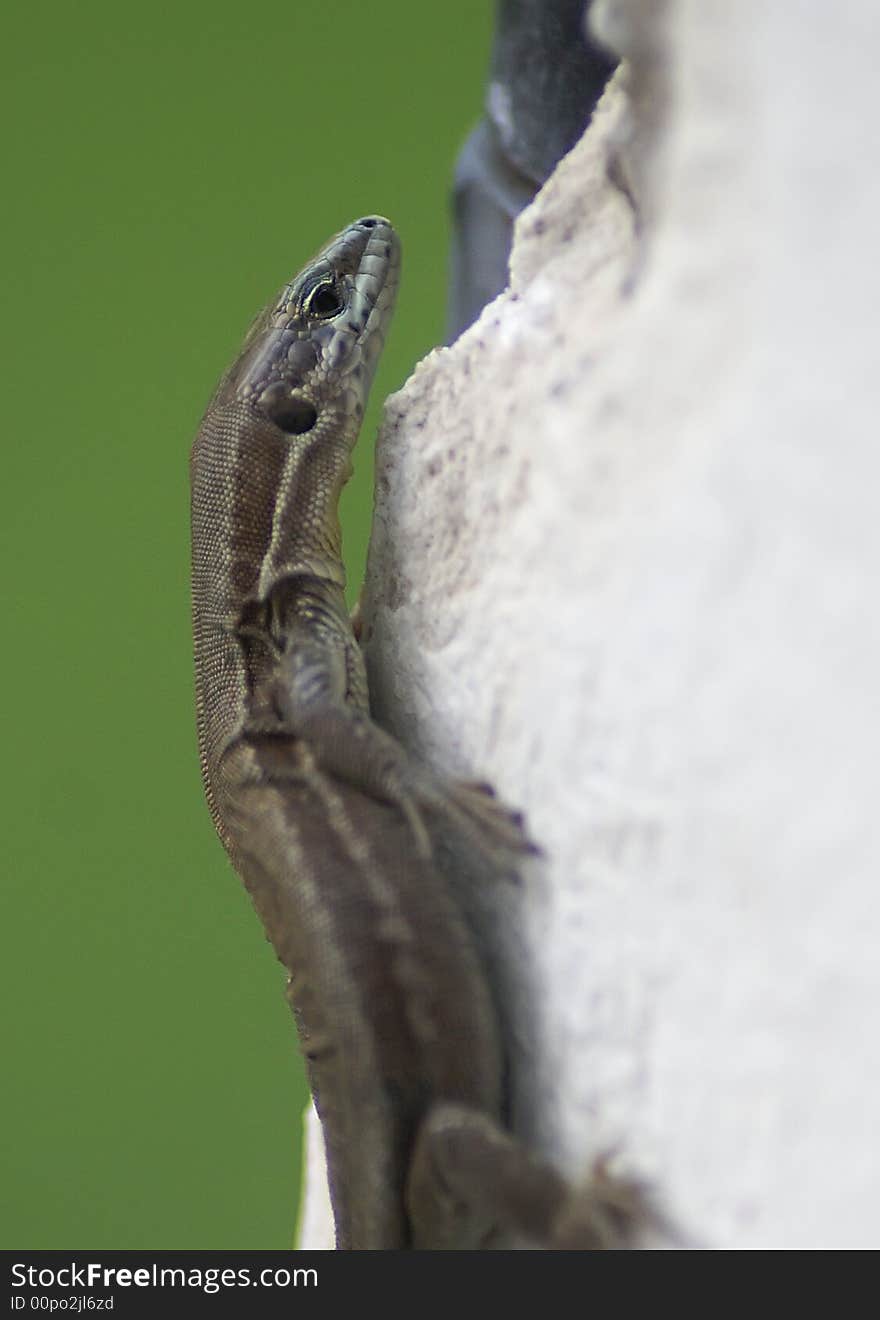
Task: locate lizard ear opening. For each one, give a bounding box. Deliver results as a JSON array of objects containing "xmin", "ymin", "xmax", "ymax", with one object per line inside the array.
[{"xmin": 258, "ymin": 384, "xmax": 318, "ymax": 435}]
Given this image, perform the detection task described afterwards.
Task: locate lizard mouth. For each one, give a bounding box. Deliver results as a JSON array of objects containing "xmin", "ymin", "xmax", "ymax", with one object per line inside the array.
[
  {"xmin": 319, "ymin": 216, "xmax": 401, "ymax": 391},
  {"xmin": 340, "ymin": 216, "xmax": 401, "ymax": 338}
]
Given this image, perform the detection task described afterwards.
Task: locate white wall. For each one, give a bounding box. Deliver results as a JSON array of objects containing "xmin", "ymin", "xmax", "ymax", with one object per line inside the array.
[{"xmin": 303, "ymin": 0, "xmax": 880, "ymax": 1248}]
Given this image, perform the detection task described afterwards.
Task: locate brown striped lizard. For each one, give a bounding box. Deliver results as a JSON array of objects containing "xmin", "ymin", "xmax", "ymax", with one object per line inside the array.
[{"xmin": 190, "ymin": 217, "xmax": 628, "ymax": 1249}]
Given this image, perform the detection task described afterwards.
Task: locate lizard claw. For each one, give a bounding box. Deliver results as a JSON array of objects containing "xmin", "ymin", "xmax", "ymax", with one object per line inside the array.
[
  {"xmin": 441, "ymin": 780, "xmax": 542, "ymax": 859},
  {"xmin": 459, "ymin": 779, "xmax": 497, "ymax": 798}
]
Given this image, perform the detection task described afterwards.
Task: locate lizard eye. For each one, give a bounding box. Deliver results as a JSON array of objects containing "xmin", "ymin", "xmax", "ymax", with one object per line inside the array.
[{"xmin": 302, "ymin": 277, "xmax": 345, "ymax": 320}]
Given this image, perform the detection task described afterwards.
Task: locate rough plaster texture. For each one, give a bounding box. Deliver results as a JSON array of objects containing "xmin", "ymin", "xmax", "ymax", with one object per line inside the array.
[{"xmin": 300, "ymin": 0, "xmax": 880, "ymax": 1248}]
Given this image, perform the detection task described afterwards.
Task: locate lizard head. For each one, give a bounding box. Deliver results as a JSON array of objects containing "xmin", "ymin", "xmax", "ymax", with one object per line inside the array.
[{"xmin": 216, "ymin": 216, "xmax": 401, "ymax": 442}]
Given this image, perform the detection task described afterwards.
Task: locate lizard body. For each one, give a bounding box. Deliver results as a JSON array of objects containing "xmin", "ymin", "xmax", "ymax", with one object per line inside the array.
[{"xmin": 190, "ymin": 218, "xmax": 614, "ymax": 1248}]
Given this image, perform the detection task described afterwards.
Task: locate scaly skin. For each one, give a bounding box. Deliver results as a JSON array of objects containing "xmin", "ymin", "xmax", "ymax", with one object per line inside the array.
[{"xmin": 190, "ymin": 218, "xmax": 622, "ymax": 1248}]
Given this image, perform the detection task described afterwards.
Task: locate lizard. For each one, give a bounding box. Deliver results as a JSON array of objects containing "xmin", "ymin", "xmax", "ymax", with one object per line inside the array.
[{"xmin": 190, "ymin": 216, "xmax": 627, "ymax": 1249}]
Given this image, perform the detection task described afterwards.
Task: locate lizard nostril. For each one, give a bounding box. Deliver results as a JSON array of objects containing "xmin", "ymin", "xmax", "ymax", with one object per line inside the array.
[{"xmin": 359, "ymin": 217, "xmax": 377, "ymax": 228}]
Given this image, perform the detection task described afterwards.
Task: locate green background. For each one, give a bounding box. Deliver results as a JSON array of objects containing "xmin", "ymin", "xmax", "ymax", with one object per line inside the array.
[{"xmin": 2, "ymin": 1, "xmax": 491, "ymax": 1248}]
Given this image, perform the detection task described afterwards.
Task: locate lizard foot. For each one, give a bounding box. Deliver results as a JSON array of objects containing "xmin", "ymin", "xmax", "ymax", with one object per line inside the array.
[
  {"xmin": 274, "ymin": 703, "xmax": 540, "ymax": 863},
  {"xmin": 442, "ymin": 779, "xmax": 541, "ymax": 859},
  {"xmin": 407, "ymin": 1103, "xmax": 640, "ymax": 1250}
]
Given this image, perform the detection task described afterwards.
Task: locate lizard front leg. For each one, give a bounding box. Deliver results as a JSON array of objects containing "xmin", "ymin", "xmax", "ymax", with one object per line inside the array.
[{"xmin": 263, "ymin": 616, "xmax": 537, "ymax": 863}]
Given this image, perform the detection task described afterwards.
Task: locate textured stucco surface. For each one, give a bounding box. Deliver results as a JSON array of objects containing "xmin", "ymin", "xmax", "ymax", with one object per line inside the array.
[{"xmin": 301, "ymin": 0, "xmax": 880, "ymax": 1248}]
